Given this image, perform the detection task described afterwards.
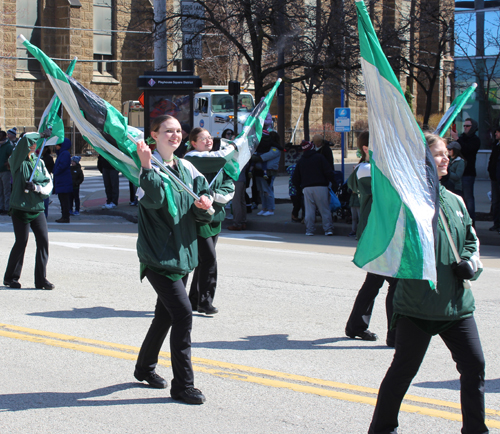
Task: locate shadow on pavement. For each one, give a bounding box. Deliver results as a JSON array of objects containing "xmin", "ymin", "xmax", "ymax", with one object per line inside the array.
[
  {"xmin": 27, "ymin": 306, "xmax": 153, "ymax": 319},
  {"xmin": 192, "ymin": 333, "xmax": 392, "ymax": 351},
  {"xmin": 0, "ymin": 383, "xmax": 169, "ymax": 411}
]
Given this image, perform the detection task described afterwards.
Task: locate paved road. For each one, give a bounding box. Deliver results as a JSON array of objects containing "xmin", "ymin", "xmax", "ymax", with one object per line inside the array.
[{"xmin": 0, "ymin": 215, "xmax": 499, "ymax": 433}]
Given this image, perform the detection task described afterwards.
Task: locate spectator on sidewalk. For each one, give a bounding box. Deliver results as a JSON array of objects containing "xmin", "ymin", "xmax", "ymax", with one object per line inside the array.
[
  {"xmin": 53, "ymin": 138, "xmax": 73, "ymax": 223},
  {"xmin": 292, "ymin": 140, "xmax": 336, "ymax": 236},
  {"xmin": 97, "ymin": 155, "xmax": 119, "ymax": 209},
  {"xmin": 451, "ymin": 118, "xmax": 481, "ymax": 222},
  {"xmin": 444, "ymin": 141, "xmax": 466, "ymax": 197},
  {"xmin": 487, "ymin": 127, "xmax": 500, "ymax": 232},
  {"xmin": 70, "ymin": 156, "xmax": 84, "ymax": 215},
  {"xmin": 286, "ymin": 163, "xmax": 303, "ymax": 222},
  {"xmin": 0, "ymin": 130, "xmax": 14, "ymax": 214},
  {"xmin": 7, "ymin": 127, "xmax": 18, "ymax": 146},
  {"xmin": 253, "ymin": 117, "xmax": 281, "ymax": 216},
  {"xmin": 312, "ymin": 134, "xmax": 334, "ymax": 170}
]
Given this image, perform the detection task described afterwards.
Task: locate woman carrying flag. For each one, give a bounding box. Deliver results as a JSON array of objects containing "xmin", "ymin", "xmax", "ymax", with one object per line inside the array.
[
  {"xmin": 369, "ymin": 133, "xmax": 487, "ymax": 434},
  {"xmin": 133, "ymin": 115, "xmax": 213, "ymax": 405},
  {"xmin": 3, "ymin": 133, "xmax": 54, "ymax": 290},
  {"xmin": 184, "ymin": 128, "xmax": 235, "ymax": 315}
]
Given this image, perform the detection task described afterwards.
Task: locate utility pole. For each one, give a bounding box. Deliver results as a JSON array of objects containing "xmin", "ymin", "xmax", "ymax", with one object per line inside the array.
[{"xmin": 154, "ymin": 0, "xmax": 167, "ymax": 71}]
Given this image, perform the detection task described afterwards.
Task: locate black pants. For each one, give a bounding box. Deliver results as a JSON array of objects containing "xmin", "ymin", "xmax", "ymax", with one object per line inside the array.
[
  {"xmin": 58, "ymin": 192, "xmax": 72, "ymax": 219},
  {"xmin": 70, "ymin": 187, "xmax": 80, "ymax": 212},
  {"xmin": 102, "ymin": 168, "xmax": 119, "ymax": 205},
  {"xmin": 369, "ymin": 316, "xmax": 487, "ymax": 434},
  {"xmin": 4, "ymin": 212, "xmax": 49, "ymax": 287},
  {"xmin": 291, "ymin": 192, "xmax": 304, "ymax": 219},
  {"xmin": 345, "ymin": 273, "xmax": 397, "ymax": 340},
  {"xmin": 135, "ymin": 270, "xmax": 193, "ymax": 394},
  {"xmin": 189, "ymin": 234, "xmax": 218, "ymax": 309}
]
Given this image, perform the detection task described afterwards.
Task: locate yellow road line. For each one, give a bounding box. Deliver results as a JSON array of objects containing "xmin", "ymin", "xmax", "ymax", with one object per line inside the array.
[{"xmin": 1, "ymin": 323, "xmax": 499, "ymax": 428}]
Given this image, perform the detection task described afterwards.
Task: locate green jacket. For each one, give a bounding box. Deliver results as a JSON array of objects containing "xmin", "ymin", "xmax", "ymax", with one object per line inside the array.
[
  {"xmin": 184, "ymin": 148, "xmax": 235, "ymax": 238},
  {"xmin": 136, "ymin": 158, "xmax": 213, "ymax": 278},
  {"xmin": 8, "ymin": 133, "xmax": 52, "ymax": 213},
  {"xmin": 0, "ymin": 139, "xmax": 14, "ymax": 173},
  {"xmin": 393, "ymin": 185, "xmax": 481, "ymax": 322},
  {"xmin": 347, "ymin": 162, "xmax": 371, "ymax": 239}
]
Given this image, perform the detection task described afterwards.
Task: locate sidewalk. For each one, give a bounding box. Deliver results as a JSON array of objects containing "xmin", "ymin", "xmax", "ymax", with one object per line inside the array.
[{"xmin": 80, "ymin": 179, "xmax": 500, "ymax": 248}]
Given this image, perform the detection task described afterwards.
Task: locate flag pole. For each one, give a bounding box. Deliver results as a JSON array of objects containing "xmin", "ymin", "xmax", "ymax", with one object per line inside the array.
[
  {"xmin": 127, "ymin": 134, "xmax": 215, "ymax": 215},
  {"xmin": 25, "ymin": 129, "xmax": 51, "ymax": 193},
  {"xmin": 208, "ymin": 167, "xmax": 224, "ymax": 189}
]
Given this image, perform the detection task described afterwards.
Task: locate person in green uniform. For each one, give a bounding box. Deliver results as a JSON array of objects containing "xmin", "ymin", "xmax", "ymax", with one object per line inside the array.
[
  {"xmin": 133, "ymin": 115, "xmax": 213, "ymax": 405},
  {"xmin": 3, "ymin": 132, "xmax": 54, "ymax": 290},
  {"xmin": 368, "ymin": 133, "xmax": 487, "ymax": 434},
  {"xmin": 345, "ymin": 131, "xmax": 398, "ymax": 345},
  {"xmin": 184, "ymin": 127, "xmax": 235, "ymax": 315}
]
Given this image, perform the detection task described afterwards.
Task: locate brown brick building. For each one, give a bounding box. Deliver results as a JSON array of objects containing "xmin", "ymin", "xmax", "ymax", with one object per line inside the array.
[{"xmin": 0, "ymin": 0, "xmax": 454, "ymax": 147}]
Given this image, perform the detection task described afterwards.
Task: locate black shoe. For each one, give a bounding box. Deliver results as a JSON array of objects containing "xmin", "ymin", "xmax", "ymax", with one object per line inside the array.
[
  {"xmin": 198, "ymin": 305, "xmax": 219, "ymax": 315},
  {"xmin": 36, "ymin": 281, "xmax": 55, "ymax": 290},
  {"xmin": 171, "ymin": 387, "xmax": 206, "ymax": 404},
  {"xmin": 134, "ymin": 369, "xmax": 167, "ymax": 389},
  {"xmin": 3, "ymin": 280, "xmax": 21, "ymax": 289},
  {"xmin": 346, "ymin": 329, "xmax": 378, "ymax": 341},
  {"xmin": 55, "ymin": 218, "xmax": 70, "ymax": 223},
  {"xmin": 489, "ymin": 225, "xmax": 499, "ymax": 231}
]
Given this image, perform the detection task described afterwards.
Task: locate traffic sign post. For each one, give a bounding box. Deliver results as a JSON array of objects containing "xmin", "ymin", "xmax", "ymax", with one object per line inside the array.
[{"xmin": 335, "ymin": 90, "xmax": 351, "ymax": 182}]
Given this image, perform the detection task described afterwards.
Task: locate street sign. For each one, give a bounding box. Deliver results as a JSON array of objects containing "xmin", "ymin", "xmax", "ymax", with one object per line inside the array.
[
  {"xmin": 183, "ymin": 33, "xmax": 203, "ymax": 59},
  {"xmin": 181, "ymin": 1, "xmax": 205, "ymax": 33},
  {"xmin": 334, "ymin": 107, "xmax": 351, "ymax": 132}
]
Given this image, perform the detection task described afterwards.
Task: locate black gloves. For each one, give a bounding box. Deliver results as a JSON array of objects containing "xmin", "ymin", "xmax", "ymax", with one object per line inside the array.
[
  {"xmin": 25, "ymin": 181, "xmax": 36, "ymax": 192},
  {"xmin": 452, "ymin": 260, "xmax": 475, "ymax": 280},
  {"xmin": 251, "ymin": 154, "xmax": 262, "ymax": 163}
]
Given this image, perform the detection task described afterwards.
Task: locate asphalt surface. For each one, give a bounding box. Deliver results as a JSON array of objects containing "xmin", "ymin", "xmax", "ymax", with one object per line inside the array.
[{"xmin": 0, "ymin": 220, "xmax": 499, "ymax": 433}]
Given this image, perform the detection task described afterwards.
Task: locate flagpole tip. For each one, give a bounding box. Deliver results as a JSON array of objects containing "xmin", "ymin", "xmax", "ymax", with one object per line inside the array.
[
  {"xmin": 17, "ymin": 34, "xmax": 27, "ymax": 42},
  {"xmin": 472, "ymin": 83, "xmax": 478, "ymax": 89}
]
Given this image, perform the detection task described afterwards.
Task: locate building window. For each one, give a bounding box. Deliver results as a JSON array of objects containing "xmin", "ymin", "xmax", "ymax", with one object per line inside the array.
[
  {"xmin": 93, "ymin": 0, "xmax": 113, "ymax": 76},
  {"xmin": 16, "ymin": 0, "xmax": 41, "ymax": 72}
]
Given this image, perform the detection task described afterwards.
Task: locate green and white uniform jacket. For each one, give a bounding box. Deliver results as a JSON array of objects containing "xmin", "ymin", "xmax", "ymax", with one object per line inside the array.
[
  {"xmin": 8, "ymin": 133, "xmax": 52, "ymax": 214},
  {"xmin": 347, "ymin": 162, "xmax": 372, "ymax": 239},
  {"xmin": 136, "ymin": 157, "xmax": 213, "ymax": 280},
  {"xmin": 393, "ymin": 185, "xmax": 482, "ymax": 325},
  {"xmin": 184, "ymin": 145, "xmax": 235, "ymax": 238}
]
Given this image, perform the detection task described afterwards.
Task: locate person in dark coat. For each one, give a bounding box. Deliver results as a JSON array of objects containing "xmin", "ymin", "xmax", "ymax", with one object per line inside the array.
[
  {"xmin": 312, "ymin": 134, "xmax": 334, "ymax": 169},
  {"xmin": 292, "ymin": 140, "xmax": 337, "ymax": 236},
  {"xmin": 487, "ymin": 127, "xmax": 500, "ymax": 231},
  {"xmin": 451, "ymin": 118, "xmax": 481, "ymax": 222},
  {"xmin": 52, "ymin": 138, "xmax": 73, "ymax": 223},
  {"xmin": 97, "ymin": 155, "xmax": 119, "ymax": 209},
  {"xmin": 70, "ymin": 156, "xmax": 84, "ymax": 215}
]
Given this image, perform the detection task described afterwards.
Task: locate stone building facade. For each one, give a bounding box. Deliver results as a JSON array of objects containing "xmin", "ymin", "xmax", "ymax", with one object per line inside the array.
[{"xmin": 0, "ymin": 0, "xmax": 453, "ymax": 149}]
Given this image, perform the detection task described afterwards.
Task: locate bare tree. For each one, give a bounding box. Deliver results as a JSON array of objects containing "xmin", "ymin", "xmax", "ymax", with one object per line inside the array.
[
  {"xmin": 454, "ymin": 8, "xmax": 500, "ymax": 135},
  {"xmin": 391, "ymin": 0, "xmax": 455, "ymax": 128}
]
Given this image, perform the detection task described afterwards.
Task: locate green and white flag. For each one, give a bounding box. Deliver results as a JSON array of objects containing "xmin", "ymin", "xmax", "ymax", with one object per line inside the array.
[
  {"xmin": 434, "ymin": 83, "xmax": 477, "ymax": 137},
  {"xmin": 353, "ymin": 1, "xmax": 439, "ymax": 284},
  {"xmin": 37, "ymin": 58, "xmax": 77, "ymax": 149},
  {"xmin": 184, "ymin": 79, "xmax": 281, "ymax": 181},
  {"xmin": 230, "ymin": 78, "xmax": 281, "ymax": 179},
  {"xmin": 20, "ymin": 35, "xmax": 143, "ymax": 187}
]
